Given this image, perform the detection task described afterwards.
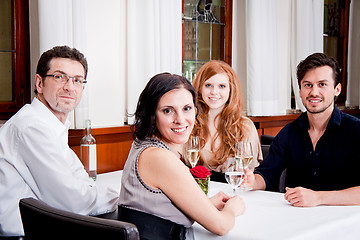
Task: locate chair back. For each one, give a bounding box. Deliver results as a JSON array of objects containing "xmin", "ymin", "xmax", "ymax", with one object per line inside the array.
[
  {"xmin": 118, "ymin": 206, "xmax": 186, "ymax": 240},
  {"xmin": 19, "ymin": 198, "xmax": 139, "ymax": 240}
]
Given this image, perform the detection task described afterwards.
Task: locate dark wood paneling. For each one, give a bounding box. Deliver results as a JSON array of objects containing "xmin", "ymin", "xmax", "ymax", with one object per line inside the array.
[
  {"xmin": 69, "ymin": 126, "xmax": 133, "ymax": 174},
  {"xmin": 69, "ymin": 109, "xmax": 360, "ymax": 173}
]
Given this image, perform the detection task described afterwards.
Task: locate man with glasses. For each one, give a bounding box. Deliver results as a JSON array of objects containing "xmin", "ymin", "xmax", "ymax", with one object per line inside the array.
[{"xmin": 0, "ymin": 46, "xmax": 118, "ymax": 238}]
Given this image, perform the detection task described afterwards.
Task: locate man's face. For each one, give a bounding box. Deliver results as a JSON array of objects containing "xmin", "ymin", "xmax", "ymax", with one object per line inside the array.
[
  {"xmin": 35, "ymin": 58, "xmax": 85, "ymax": 121},
  {"xmin": 299, "ymin": 66, "xmax": 341, "ymax": 114}
]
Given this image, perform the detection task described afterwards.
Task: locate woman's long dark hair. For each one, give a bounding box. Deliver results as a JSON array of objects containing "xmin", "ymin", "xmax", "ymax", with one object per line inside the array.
[{"xmin": 132, "ymin": 73, "xmax": 196, "ymax": 140}]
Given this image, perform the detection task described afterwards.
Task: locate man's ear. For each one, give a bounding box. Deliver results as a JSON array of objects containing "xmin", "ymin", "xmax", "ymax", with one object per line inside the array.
[
  {"xmin": 35, "ymin": 74, "xmax": 43, "ymax": 94},
  {"xmin": 334, "ymin": 83, "xmax": 341, "ymax": 97}
]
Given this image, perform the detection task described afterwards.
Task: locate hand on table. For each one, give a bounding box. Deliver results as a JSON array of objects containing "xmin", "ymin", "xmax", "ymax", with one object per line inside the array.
[
  {"xmin": 209, "ymin": 191, "xmax": 245, "ymax": 215},
  {"xmin": 209, "ymin": 191, "xmax": 230, "ymax": 210},
  {"xmin": 224, "ymin": 195, "xmax": 245, "ymax": 216},
  {"xmin": 284, "ymin": 187, "xmax": 321, "ymax": 207}
]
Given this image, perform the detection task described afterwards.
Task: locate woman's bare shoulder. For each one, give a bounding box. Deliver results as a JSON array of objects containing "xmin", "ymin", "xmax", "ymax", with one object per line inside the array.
[
  {"xmin": 140, "ymin": 146, "xmax": 182, "ymax": 169},
  {"xmin": 241, "ymin": 116, "xmax": 256, "ymax": 128}
]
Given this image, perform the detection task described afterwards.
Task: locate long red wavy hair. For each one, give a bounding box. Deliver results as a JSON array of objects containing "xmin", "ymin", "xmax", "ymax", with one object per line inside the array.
[{"xmin": 192, "ymin": 60, "xmax": 249, "ymax": 168}]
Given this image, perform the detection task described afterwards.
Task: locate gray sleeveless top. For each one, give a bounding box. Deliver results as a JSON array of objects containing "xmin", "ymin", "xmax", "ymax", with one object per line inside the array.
[{"xmin": 119, "ymin": 138, "xmax": 193, "ymax": 227}]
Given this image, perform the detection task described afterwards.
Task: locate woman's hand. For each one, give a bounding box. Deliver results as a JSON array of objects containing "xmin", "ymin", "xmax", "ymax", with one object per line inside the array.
[
  {"xmin": 209, "ymin": 191, "xmax": 231, "ymax": 210},
  {"xmin": 223, "ymin": 195, "xmax": 246, "ymax": 216}
]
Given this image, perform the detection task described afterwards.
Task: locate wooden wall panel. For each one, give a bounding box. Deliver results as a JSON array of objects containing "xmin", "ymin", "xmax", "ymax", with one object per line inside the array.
[
  {"xmin": 96, "ymin": 141, "xmax": 133, "ymax": 173},
  {"xmin": 263, "ymin": 127, "xmax": 283, "ymax": 136},
  {"xmin": 69, "ymin": 126, "xmax": 133, "ymax": 174},
  {"xmin": 68, "ymin": 109, "xmax": 359, "ymax": 173}
]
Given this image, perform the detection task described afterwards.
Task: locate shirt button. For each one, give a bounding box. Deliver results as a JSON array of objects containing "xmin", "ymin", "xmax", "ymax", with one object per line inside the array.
[{"xmin": 313, "ymin": 171, "xmax": 317, "ymax": 176}]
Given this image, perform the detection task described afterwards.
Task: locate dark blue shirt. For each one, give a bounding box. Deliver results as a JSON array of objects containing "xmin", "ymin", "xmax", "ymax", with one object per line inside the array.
[{"xmin": 255, "ymin": 107, "xmax": 360, "ymax": 191}]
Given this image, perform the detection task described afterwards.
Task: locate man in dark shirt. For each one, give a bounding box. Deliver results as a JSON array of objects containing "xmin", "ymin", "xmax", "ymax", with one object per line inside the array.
[{"xmin": 248, "ymin": 52, "xmax": 360, "ymax": 207}]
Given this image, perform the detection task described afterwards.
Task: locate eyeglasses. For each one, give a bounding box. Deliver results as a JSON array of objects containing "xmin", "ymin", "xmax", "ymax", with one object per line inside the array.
[{"xmin": 45, "ymin": 73, "xmax": 87, "ymax": 88}]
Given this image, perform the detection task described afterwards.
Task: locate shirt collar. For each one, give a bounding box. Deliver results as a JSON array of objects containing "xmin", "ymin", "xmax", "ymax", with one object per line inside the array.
[
  {"xmin": 329, "ymin": 106, "xmax": 342, "ymax": 127},
  {"xmin": 32, "ymin": 97, "xmax": 70, "ymax": 135},
  {"xmin": 297, "ymin": 106, "xmax": 342, "ymax": 130}
]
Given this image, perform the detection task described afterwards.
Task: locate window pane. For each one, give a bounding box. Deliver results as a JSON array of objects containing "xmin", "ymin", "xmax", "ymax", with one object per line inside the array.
[
  {"xmin": 183, "ymin": 60, "xmax": 207, "ymax": 83},
  {"xmin": 184, "ymin": 21, "xmax": 196, "ymax": 60},
  {"xmin": 197, "ymin": 22, "xmax": 210, "ymax": 60},
  {"xmin": 182, "ymin": 0, "xmax": 230, "ymax": 78},
  {"xmin": 0, "ymin": 52, "xmax": 13, "ymax": 101},
  {"xmin": 184, "ymin": 0, "xmax": 197, "ymax": 19},
  {"xmin": 212, "ymin": 0, "xmax": 225, "ymax": 24},
  {"xmin": 0, "ymin": 0, "xmax": 13, "ymax": 50},
  {"xmin": 183, "ymin": 60, "xmax": 197, "ymax": 83},
  {"xmin": 324, "ymin": 0, "xmax": 340, "ymax": 59},
  {"xmin": 0, "ymin": 0, "xmax": 13, "ymax": 101},
  {"xmin": 212, "ymin": 24, "xmax": 224, "ymax": 60}
]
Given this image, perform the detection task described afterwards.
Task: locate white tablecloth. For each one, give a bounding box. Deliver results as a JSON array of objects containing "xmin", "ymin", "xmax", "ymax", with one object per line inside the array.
[
  {"xmin": 98, "ymin": 171, "xmax": 360, "ymax": 240},
  {"xmin": 97, "ymin": 170, "xmax": 122, "ymax": 192}
]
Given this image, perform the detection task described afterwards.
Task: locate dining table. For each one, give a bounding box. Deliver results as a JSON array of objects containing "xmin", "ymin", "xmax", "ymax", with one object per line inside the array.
[{"xmin": 97, "ymin": 170, "xmax": 360, "ymax": 240}]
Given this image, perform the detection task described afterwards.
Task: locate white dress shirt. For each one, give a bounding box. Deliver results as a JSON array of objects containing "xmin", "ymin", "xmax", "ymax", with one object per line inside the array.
[{"xmin": 0, "ymin": 98, "xmax": 119, "ymax": 237}]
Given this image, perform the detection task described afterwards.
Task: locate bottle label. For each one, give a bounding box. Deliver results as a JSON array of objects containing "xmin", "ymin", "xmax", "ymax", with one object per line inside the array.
[
  {"xmin": 81, "ymin": 144, "xmax": 97, "ymax": 171},
  {"xmin": 88, "ymin": 145, "xmax": 97, "ymax": 171}
]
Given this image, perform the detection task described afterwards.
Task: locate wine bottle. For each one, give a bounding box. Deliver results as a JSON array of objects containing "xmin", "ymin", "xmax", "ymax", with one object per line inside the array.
[{"xmin": 80, "ymin": 119, "xmax": 97, "ymax": 180}]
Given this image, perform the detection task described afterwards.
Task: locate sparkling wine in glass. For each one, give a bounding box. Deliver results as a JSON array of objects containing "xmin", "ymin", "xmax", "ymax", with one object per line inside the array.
[
  {"xmin": 235, "ymin": 141, "xmax": 253, "ymax": 190},
  {"xmin": 225, "ymin": 157, "xmax": 245, "ymax": 195},
  {"xmin": 186, "ymin": 136, "xmax": 200, "ymax": 168},
  {"xmin": 235, "ymin": 141, "xmax": 254, "ymax": 169}
]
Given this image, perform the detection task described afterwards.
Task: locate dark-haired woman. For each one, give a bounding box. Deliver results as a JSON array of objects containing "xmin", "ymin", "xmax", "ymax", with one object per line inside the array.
[{"xmin": 119, "ymin": 73, "xmax": 245, "ymax": 239}]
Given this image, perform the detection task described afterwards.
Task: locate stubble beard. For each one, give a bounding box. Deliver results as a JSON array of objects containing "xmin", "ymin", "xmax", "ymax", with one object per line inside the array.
[{"xmin": 305, "ymin": 99, "xmax": 334, "ymax": 114}]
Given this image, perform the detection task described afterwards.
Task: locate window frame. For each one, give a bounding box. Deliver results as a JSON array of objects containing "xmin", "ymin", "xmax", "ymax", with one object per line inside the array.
[
  {"xmin": 0, "ymin": 0, "xmax": 30, "ymax": 120},
  {"xmin": 182, "ymin": 0, "xmax": 233, "ymax": 75},
  {"xmin": 335, "ymin": 0, "xmax": 350, "ymax": 105}
]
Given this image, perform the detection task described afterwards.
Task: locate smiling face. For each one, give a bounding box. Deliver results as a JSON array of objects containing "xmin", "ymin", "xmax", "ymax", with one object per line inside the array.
[
  {"xmin": 35, "ymin": 58, "xmax": 85, "ymax": 122},
  {"xmin": 201, "ymin": 73, "xmax": 230, "ymax": 112},
  {"xmin": 155, "ymin": 88, "xmax": 196, "ymax": 147},
  {"xmin": 299, "ymin": 66, "xmax": 341, "ymax": 115}
]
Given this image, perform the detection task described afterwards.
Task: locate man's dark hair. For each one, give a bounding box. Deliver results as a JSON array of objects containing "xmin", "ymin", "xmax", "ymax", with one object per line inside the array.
[
  {"xmin": 132, "ymin": 72, "xmax": 197, "ymax": 140},
  {"xmin": 34, "ymin": 46, "xmax": 88, "ymax": 94},
  {"xmin": 296, "ymin": 52, "xmax": 340, "ymax": 88}
]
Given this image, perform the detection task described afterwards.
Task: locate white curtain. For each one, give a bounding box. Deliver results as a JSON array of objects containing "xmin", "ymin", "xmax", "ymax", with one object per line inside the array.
[
  {"xmin": 346, "ymin": 0, "xmax": 360, "ymax": 108},
  {"xmin": 37, "ymin": 0, "xmax": 89, "ymax": 128},
  {"xmin": 246, "ymin": 0, "xmax": 291, "ymax": 116},
  {"xmin": 290, "ymin": 0, "xmax": 323, "ymax": 112},
  {"xmin": 245, "ymin": 0, "xmax": 323, "ymax": 116},
  {"xmin": 126, "ymin": 0, "xmax": 182, "ymax": 124}
]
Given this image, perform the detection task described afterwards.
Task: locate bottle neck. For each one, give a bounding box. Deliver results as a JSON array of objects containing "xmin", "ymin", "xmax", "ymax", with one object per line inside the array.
[
  {"xmin": 85, "ymin": 120, "xmax": 92, "ymax": 136},
  {"xmin": 85, "ymin": 127, "xmax": 91, "ymax": 136}
]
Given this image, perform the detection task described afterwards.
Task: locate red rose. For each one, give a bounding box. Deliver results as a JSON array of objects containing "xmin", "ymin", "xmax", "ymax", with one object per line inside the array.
[{"xmin": 189, "ymin": 166, "xmax": 211, "ymax": 179}]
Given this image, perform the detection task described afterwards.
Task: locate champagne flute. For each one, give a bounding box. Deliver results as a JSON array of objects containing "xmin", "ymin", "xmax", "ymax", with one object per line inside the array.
[
  {"xmin": 235, "ymin": 141, "xmax": 253, "ymax": 190},
  {"xmin": 186, "ymin": 136, "xmax": 200, "ymax": 168},
  {"xmin": 225, "ymin": 157, "xmax": 245, "ymax": 195},
  {"xmin": 235, "ymin": 141, "xmax": 254, "ymax": 169}
]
